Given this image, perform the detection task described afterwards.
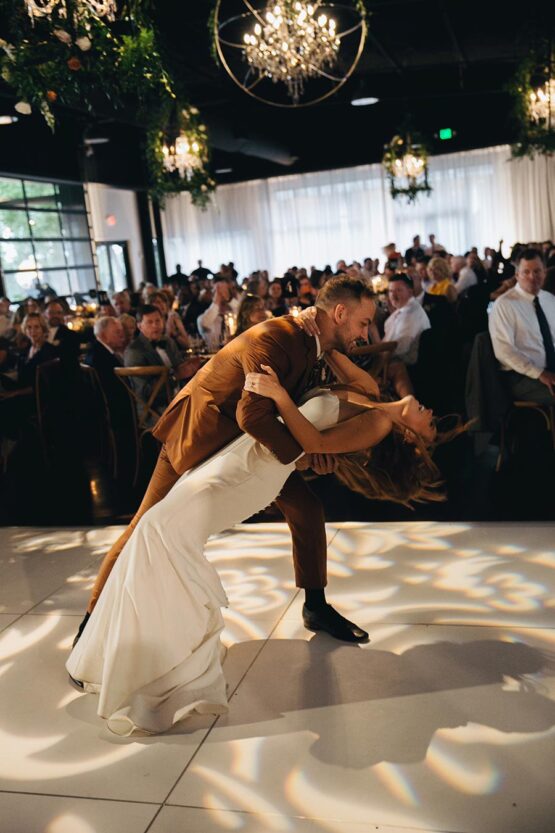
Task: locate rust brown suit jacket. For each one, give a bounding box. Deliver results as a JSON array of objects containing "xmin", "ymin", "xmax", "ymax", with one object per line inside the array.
[{"xmin": 152, "ymin": 315, "xmax": 319, "ymax": 475}]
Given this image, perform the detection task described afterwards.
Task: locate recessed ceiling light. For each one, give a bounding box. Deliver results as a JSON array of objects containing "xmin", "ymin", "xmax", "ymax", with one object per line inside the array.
[
  {"xmin": 84, "ymin": 137, "xmax": 110, "ymax": 145},
  {"xmin": 351, "ymin": 96, "xmax": 379, "ymax": 107},
  {"xmin": 0, "ymin": 115, "xmax": 18, "ymax": 125},
  {"xmin": 215, "ymin": 167, "xmax": 233, "ymax": 174}
]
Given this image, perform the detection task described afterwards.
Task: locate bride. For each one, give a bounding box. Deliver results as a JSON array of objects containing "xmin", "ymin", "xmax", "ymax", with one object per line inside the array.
[{"xmin": 67, "ymin": 347, "xmax": 451, "ymax": 736}]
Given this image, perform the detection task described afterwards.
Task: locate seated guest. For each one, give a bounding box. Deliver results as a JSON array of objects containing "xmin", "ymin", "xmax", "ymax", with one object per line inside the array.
[
  {"xmin": 119, "ymin": 313, "xmax": 137, "ymax": 350},
  {"xmin": 0, "ymin": 313, "xmax": 57, "ymax": 440},
  {"xmin": 384, "ymin": 274, "xmax": 431, "ymax": 366},
  {"xmin": 425, "ymin": 233, "xmax": 446, "ymax": 256},
  {"xmin": 266, "ymin": 280, "xmax": 289, "ymax": 317},
  {"xmin": 234, "ymin": 294, "xmax": 268, "ymax": 338},
  {"xmin": 450, "ymin": 255, "xmax": 466, "ymax": 287},
  {"xmin": 85, "ymin": 317, "xmax": 125, "ymax": 381},
  {"xmin": 150, "ymin": 290, "xmax": 189, "ymax": 351},
  {"xmin": 197, "ymin": 279, "xmax": 240, "ymax": 351},
  {"xmin": 426, "ymin": 257, "xmax": 457, "ymax": 303},
  {"xmin": 44, "ymin": 299, "xmax": 80, "ymax": 358},
  {"xmin": 298, "ymin": 277, "xmax": 316, "ymax": 309},
  {"xmin": 489, "ymin": 248, "xmax": 555, "ymax": 405},
  {"xmin": 0, "ymin": 297, "xmax": 14, "ymax": 337},
  {"xmin": 112, "ymin": 290, "xmax": 134, "ymax": 317},
  {"xmin": 99, "ymin": 301, "xmax": 117, "ymax": 318},
  {"xmin": 182, "ymin": 281, "xmax": 209, "ymax": 335},
  {"xmin": 16, "ymin": 312, "xmax": 58, "ymax": 389},
  {"xmin": 125, "ymin": 305, "xmax": 200, "ymax": 418}
]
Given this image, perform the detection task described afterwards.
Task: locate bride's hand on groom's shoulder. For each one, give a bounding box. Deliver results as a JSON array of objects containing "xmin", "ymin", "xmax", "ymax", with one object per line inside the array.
[{"xmin": 292, "ymin": 306, "xmax": 320, "ymax": 337}]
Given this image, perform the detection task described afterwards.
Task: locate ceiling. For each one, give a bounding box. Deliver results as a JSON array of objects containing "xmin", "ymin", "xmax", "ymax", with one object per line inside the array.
[{"xmin": 0, "ymin": 0, "xmax": 553, "ymax": 189}]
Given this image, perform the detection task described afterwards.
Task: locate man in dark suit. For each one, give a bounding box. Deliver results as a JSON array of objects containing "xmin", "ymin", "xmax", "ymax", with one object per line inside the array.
[
  {"xmin": 44, "ymin": 299, "xmax": 81, "ymax": 359},
  {"xmin": 85, "ymin": 316, "xmax": 125, "ymax": 386},
  {"xmin": 78, "ymin": 277, "xmax": 375, "ymax": 648},
  {"xmin": 124, "ymin": 305, "xmax": 199, "ymax": 418}
]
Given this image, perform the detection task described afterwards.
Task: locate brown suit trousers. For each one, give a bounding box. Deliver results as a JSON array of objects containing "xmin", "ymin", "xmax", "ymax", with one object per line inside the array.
[{"xmin": 87, "ymin": 316, "xmax": 327, "ymax": 612}]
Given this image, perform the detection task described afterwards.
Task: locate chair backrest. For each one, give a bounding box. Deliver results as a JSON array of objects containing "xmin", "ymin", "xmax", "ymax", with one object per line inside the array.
[
  {"xmin": 114, "ymin": 365, "xmax": 172, "ymax": 428},
  {"xmin": 35, "ymin": 359, "xmax": 115, "ymax": 467}
]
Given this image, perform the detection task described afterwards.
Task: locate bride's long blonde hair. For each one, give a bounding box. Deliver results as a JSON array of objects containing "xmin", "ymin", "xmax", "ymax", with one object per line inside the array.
[{"xmin": 331, "ymin": 391, "xmax": 466, "ymax": 507}]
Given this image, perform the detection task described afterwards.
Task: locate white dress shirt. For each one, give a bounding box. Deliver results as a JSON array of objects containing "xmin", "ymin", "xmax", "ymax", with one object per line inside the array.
[
  {"xmin": 489, "ymin": 284, "xmax": 555, "ymax": 378},
  {"xmin": 383, "ymin": 297, "xmax": 431, "ymax": 365},
  {"xmin": 198, "ymin": 297, "xmax": 240, "ymax": 350},
  {"xmin": 455, "ymin": 266, "xmax": 478, "ymax": 295}
]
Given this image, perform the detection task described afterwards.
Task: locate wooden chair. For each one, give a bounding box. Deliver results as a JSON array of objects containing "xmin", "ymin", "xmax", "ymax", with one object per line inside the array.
[
  {"xmin": 114, "ymin": 366, "xmax": 172, "ymax": 429},
  {"xmin": 496, "ymin": 401, "xmax": 555, "ymax": 472}
]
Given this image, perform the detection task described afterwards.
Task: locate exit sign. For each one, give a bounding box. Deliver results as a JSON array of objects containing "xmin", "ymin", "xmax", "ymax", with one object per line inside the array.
[{"xmin": 439, "ymin": 128, "xmax": 453, "ymax": 140}]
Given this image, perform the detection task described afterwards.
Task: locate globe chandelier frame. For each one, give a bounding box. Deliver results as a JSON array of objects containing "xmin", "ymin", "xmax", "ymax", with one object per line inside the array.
[
  {"xmin": 511, "ymin": 40, "xmax": 555, "ymax": 159},
  {"xmin": 213, "ymin": 0, "xmax": 367, "ymax": 108},
  {"xmin": 382, "ymin": 133, "xmax": 432, "ymax": 204}
]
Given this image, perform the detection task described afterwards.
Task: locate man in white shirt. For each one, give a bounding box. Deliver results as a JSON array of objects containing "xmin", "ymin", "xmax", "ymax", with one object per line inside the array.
[
  {"xmin": 489, "ymin": 249, "xmax": 555, "ymax": 405},
  {"xmin": 384, "ymin": 274, "xmax": 431, "ymax": 366},
  {"xmin": 198, "ymin": 279, "xmax": 240, "ymax": 351}
]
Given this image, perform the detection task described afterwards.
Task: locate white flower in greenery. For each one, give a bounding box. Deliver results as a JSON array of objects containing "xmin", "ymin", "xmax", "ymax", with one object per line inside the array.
[
  {"xmin": 53, "ymin": 28, "xmax": 72, "ymax": 45},
  {"xmin": 15, "ymin": 101, "xmax": 32, "ymax": 115},
  {"xmin": 75, "ymin": 36, "xmax": 92, "ymax": 51},
  {"xmin": 189, "ymin": 106, "xmax": 199, "ymax": 115},
  {"xmin": 201, "ymin": 184, "xmax": 208, "ymax": 192},
  {"xmin": 1, "ymin": 66, "xmax": 12, "ymax": 82}
]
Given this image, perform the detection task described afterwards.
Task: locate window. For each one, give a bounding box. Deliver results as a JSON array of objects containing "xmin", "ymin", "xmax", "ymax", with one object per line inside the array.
[
  {"xmin": 96, "ymin": 241, "xmax": 132, "ymax": 293},
  {"xmin": 0, "ymin": 176, "xmax": 96, "ymax": 302}
]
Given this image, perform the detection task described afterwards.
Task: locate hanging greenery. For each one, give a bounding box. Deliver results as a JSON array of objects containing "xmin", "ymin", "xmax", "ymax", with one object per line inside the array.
[
  {"xmin": 0, "ymin": 0, "xmax": 216, "ymax": 207},
  {"xmin": 382, "ymin": 133, "xmax": 432, "ymax": 204},
  {"xmin": 510, "ymin": 51, "xmax": 555, "ymax": 159}
]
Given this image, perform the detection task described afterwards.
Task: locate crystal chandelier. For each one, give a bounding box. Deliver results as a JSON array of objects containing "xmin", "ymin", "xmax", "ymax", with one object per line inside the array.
[
  {"xmin": 382, "ymin": 134, "xmax": 432, "ymax": 204},
  {"xmin": 242, "ymin": 2, "xmax": 340, "ymax": 104},
  {"xmin": 23, "ymin": 0, "xmax": 116, "ymax": 22},
  {"xmin": 162, "ymin": 133, "xmax": 204, "ymax": 180},
  {"xmin": 528, "ymin": 78, "xmax": 555, "ymax": 126},
  {"xmin": 214, "ymin": 0, "xmax": 366, "ymax": 107}
]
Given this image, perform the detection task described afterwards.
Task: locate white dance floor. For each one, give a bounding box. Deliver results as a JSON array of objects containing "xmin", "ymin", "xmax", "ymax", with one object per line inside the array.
[{"xmin": 1, "ymin": 521, "xmax": 555, "ymax": 833}]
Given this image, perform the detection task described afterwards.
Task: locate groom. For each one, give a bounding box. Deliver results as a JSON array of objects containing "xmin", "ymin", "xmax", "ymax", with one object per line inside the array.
[{"xmin": 75, "ymin": 276, "xmax": 375, "ymax": 645}]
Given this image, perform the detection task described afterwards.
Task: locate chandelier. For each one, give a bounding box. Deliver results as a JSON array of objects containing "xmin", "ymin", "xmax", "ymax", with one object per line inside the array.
[
  {"xmin": 242, "ymin": 3, "xmax": 340, "ymax": 104},
  {"xmin": 161, "ymin": 108, "xmax": 208, "ymax": 181},
  {"xmin": 214, "ymin": 0, "xmax": 366, "ymax": 107},
  {"xmin": 382, "ymin": 134, "xmax": 432, "ymax": 204},
  {"xmin": 528, "ymin": 77, "xmax": 555, "ymax": 126},
  {"xmin": 23, "ymin": 0, "xmax": 116, "ymax": 21},
  {"xmin": 162, "ymin": 134, "xmax": 203, "ymax": 180}
]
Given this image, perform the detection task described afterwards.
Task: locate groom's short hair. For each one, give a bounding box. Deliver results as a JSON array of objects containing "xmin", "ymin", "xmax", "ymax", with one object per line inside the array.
[{"xmin": 316, "ymin": 275, "xmax": 373, "ymax": 310}]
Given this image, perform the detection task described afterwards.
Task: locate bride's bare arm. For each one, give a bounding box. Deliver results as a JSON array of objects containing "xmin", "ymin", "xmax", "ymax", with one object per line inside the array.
[
  {"xmin": 244, "ymin": 366, "xmax": 392, "ymax": 454},
  {"xmin": 324, "ymin": 349, "xmax": 379, "ymax": 397}
]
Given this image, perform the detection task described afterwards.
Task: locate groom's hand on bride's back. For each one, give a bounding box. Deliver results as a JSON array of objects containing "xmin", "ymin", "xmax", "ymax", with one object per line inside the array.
[{"xmin": 295, "ymin": 453, "xmax": 338, "ymax": 475}]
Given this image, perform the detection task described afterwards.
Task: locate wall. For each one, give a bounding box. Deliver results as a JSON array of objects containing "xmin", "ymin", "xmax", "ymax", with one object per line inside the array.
[{"xmin": 87, "ymin": 183, "xmax": 144, "ymax": 288}]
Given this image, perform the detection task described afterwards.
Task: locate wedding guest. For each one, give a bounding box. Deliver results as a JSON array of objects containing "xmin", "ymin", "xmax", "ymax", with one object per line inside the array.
[
  {"xmin": 384, "ymin": 274, "xmax": 431, "ymax": 366},
  {"xmin": 234, "ymin": 294, "xmax": 268, "ymax": 337},
  {"xmin": 425, "ymin": 233, "xmax": 446, "ymax": 255},
  {"xmin": 85, "ymin": 317, "xmax": 125, "ymax": 380},
  {"xmin": 489, "ymin": 248, "xmax": 555, "ymax": 405},
  {"xmin": 426, "ymin": 257, "xmax": 457, "ymax": 303},
  {"xmin": 125, "ymin": 306, "xmax": 200, "ymax": 418},
  {"xmin": 119, "ymin": 313, "xmax": 137, "ymax": 350},
  {"xmin": 17, "ymin": 312, "xmax": 58, "ymax": 389},
  {"xmin": 112, "ymin": 290, "xmax": 134, "ymax": 317},
  {"xmin": 44, "ymin": 299, "xmax": 81, "ymax": 357},
  {"xmin": 198, "ymin": 280, "xmax": 240, "ymax": 351},
  {"xmin": 0, "ymin": 297, "xmax": 13, "ymax": 337},
  {"xmin": 267, "ymin": 280, "xmax": 289, "ymax": 317},
  {"xmin": 151, "ymin": 291, "xmax": 190, "ymax": 351},
  {"xmin": 190, "ymin": 260, "xmax": 213, "ymax": 281},
  {"xmin": 167, "ymin": 263, "xmax": 188, "ymax": 289},
  {"xmin": 404, "ymin": 235, "xmax": 425, "ymax": 265}
]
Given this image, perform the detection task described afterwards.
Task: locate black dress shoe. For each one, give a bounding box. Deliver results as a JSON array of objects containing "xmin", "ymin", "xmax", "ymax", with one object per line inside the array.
[
  {"xmin": 72, "ymin": 611, "xmax": 90, "ymax": 648},
  {"xmin": 302, "ymin": 603, "xmax": 369, "ymax": 643}
]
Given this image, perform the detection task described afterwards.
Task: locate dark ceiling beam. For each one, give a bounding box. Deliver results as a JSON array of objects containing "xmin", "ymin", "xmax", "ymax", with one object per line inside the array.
[
  {"xmin": 438, "ymin": 0, "xmax": 468, "ymax": 69},
  {"xmin": 366, "ymin": 31, "xmax": 404, "ymax": 76}
]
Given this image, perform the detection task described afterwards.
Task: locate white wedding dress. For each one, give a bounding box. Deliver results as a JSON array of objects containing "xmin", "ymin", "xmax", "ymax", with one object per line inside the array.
[{"xmin": 66, "ymin": 390, "xmax": 340, "ymax": 736}]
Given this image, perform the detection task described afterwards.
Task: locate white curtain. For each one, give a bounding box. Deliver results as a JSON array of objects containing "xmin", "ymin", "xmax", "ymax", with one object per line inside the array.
[{"xmin": 162, "ymin": 145, "xmax": 555, "ymax": 279}]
